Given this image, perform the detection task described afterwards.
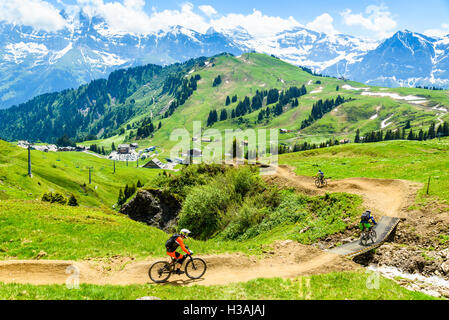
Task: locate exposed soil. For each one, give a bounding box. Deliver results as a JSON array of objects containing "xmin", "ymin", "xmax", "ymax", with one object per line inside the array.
[
  {"xmin": 1, "ymin": 165, "xmax": 446, "ymax": 295},
  {"xmin": 265, "ymin": 165, "xmax": 449, "ymax": 297},
  {"xmin": 264, "ymin": 165, "xmax": 421, "ymax": 218},
  {"xmin": 0, "ymin": 241, "xmax": 360, "ymax": 286}
]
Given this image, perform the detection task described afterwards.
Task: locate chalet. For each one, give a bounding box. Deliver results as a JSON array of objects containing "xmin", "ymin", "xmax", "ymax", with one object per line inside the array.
[
  {"xmin": 142, "ymin": 158, "xmax": 167, "ymax": 169},
  {"xmin": 130, "ymin": 143, "xmax": 139, "ymax": 149},
  {"xmin": 118, "ymin": 144, "xmax": 130, "ymax": 154}
]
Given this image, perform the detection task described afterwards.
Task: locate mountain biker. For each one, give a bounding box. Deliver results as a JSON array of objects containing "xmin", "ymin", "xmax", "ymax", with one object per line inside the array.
[
  {"xmin": 317, "ymin": 169, "xmax": 325, "ymax": 182},
  {"xmin": 165, "ymin": 229, "xmax": 193, "ymax": 275},
  {"xmin": 360, "ymin": 210, "xmax": 377, "ymax": 232}
]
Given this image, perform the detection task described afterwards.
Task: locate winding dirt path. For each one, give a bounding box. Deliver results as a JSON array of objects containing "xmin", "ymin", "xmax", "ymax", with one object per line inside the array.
[
  {"xmin": 0, "ymin": 166, "xmax": 420, "ymax": 287},
  {"xmin": 264, "ymin": 165, "xmax": 422, "ymax": 218},
  {"xmin": 0, "ymin": 242, "xmax": 360, "ymax": 286}
]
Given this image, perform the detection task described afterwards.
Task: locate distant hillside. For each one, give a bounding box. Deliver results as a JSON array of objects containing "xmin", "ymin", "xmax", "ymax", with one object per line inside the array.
[
  {"xmin": 0, "ymin": 55, "xmax": 210, "ymax": 142},
  {"xmin": 1, "ymin": 53, "xmax": 448, "ymax": 154}
]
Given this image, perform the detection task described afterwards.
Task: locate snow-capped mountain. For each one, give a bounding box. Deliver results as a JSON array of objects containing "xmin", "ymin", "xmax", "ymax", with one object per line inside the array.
[
  {"xmin": 324, "ymin": 30, "xmax": 449, "ymax": 88},
  {"xmin": 1, "ymin": 10, "xmax": 449, "ymax": 109},
  {"xmin": 228, "ymin": 26, "xmax": 378, "ymax": 72},
  {"xmin": 0, "ymin": 11, "xmax": 243, "ymax": 109}
]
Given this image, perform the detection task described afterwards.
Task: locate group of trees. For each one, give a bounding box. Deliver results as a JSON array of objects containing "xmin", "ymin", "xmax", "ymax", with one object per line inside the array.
[
  {"xmin": 415, "ymin": 86, "xmax": 444, "ymax": 91},
  {"xmin": 56, "ymin": 135, "xmax": 76, "ymax": 147},
  {"xmin": 206, "ymin": 85, "xmax": 308, "ymax": 128},
  {"xmin": 213, "ymin": 75, "xmax": 222, "ymax": 87},
  {"xmin": 0, "ymin": 56, "xmax": 212, "ymax": 144},
  {"xmin": 163, "ymin": 75, "xmax": 201, "ymax": 119},
  {"xmin": 207, "ymin": 110, "xmax": 219, "ymax": 127},
  {"xmin": 42, "ymin": 192, "xmax": 78, "ymax": 207},
  {"xmin": 117, "ymin": 180, "xmax": 144, "ymax": 206},
  {"xmin": 0, "ymin": 63, "xmax": 164, "ymax": 143},
  {"xmin": 135, "ymin": 117, "xmax": 158, "ymax": 140},
  {"xmin": 89, "ymin": 144, "xmax": 107, "ymax": 155},
  {"xmin": 225, "ymin": 95, "xmax": 238, "ymax": 106},
  {"xmin": 279, "ymin": 138, "xmax": 344, "ymax": 155},
  {"xmin": 355, "ymin": 121, "xmax": 449, "ymax": 143},
  {"xmin": 300, "ymin": 96, "xmax": 347, "ymax": 129}
]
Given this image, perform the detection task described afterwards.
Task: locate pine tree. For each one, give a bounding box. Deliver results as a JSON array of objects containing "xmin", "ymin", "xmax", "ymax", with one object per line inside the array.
[
  {"xmin": 220, "ymin": 109, "xmax": 228, "ymax": 121},
  {"xmin": 428, "ymin": 122, "xmax": 436, "ymax": 139},
  {"xmin": 225, "ymin": 96, "xmax": 231, "ymax": 106},
  {"xmin": 68, "ymin": 194, "xmax": 79, "ymax": 207},
  {"xmin": 118, "ymin": 189, "xmax": 125, "ymax": 205},
  {"xmin": 355, "ymin": 129, "xmax": 360, "ymax": 143}
]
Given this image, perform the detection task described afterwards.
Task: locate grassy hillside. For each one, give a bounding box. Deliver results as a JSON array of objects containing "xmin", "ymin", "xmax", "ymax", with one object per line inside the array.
[
  {"xmin": 75, "ymin": 53, "xmax": 449, "ymax": 160},
  {"xmin": 0, "ymin": 272, "xmax": 435, "ymax": 300},
  {"xmin": 279, "ymin": 138, "xmax": 449, "ymax": 205},
  {"xmin": 0, "ymin": 140, "xmax": 160, "ymax": 208}
]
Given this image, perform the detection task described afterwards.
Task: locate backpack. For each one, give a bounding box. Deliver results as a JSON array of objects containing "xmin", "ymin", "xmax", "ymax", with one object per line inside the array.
[
  {"xmin": 361, "ymin": 212, "xmax": 370, "ymax": 222},
  {"xmin": 165, "ymin": 234, "xmax": 180, "ymax": 252}
]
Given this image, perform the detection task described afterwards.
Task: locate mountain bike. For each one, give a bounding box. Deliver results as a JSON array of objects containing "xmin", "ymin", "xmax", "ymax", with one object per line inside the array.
[
  {"xmin": 148, "ymin": 254, "xmax": 207, "ymax": 283},
  {"xmin": 315, "ymin": 177, "xmax": 328, "ymax": 188},
  {"xmin": 360, "ymin": 228, "xmax": 377, "ymax": 246}
]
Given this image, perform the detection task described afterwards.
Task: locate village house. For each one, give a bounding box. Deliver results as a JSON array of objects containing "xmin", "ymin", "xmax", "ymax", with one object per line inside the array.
[{"xmin": 118, "ymin": 144, "xmax": 131, "ymax": 154}]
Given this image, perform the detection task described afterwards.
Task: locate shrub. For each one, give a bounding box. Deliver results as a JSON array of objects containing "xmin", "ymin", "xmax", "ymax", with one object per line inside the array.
[
  {"xmin": 51, "ymin": 193, "xmax": 67, "ymax": 205},
  {"xmin": 68, "ymin": 194, "xmax": 79, "ymax": 207},
  {"xmin": 178, "ymin": 179, "xmax": 234, "ymax": 240},
  {"xmin": 41, "ymin": 192, "xmax": 67, "ymax": 205}
]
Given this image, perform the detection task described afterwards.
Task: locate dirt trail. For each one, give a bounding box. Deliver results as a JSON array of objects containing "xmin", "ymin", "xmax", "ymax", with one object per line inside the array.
[
  {"xmin": 0, "ymin": 242, "xmax": 360, "ymax": 286},
  {"xmin": 0, "ymin": 166, "xmax": 420, "ymax": 287},
  {"xmin": 264, "ymin": 165, "xmax": 422, "ymax": 218}
]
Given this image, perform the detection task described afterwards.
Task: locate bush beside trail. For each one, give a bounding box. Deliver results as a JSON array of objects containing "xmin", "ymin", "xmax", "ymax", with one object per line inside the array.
[{"xmin": 153, "ymin": 164, "xmax": 362, "ymax": 243}]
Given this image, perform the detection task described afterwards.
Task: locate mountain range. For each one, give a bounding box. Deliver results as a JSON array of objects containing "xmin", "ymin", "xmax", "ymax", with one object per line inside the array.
[{"xmin": 1, "ymin": 10, "xmax": 449, "ymax": 109}]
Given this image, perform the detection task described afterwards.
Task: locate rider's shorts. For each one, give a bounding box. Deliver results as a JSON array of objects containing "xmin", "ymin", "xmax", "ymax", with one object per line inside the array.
[
  {"xmin": 167, "ymin": 251, "xmax": 183, "ymax": 260},
  {"xmin": 360, "ymin": 222, "xmax": 371, "ymax": 231}
]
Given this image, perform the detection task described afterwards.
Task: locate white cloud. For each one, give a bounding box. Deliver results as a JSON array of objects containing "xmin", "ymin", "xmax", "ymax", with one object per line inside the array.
[
  {"xmin": 341, "ymin": 4, "xmax": 397, "ymax": 39},
  {"xmin": 77, "ymin": 0, "xmax": 210, "ymax": 34},
  {"xmin": 424, "ymin": 23, "xmax": 449, "ymax": 38},
  {"xmin": 211, "ymin": 9, "xmax": 301, "ymax": 38},
  {"xmin": 306, "ymin": 13, "xmax": 338, "ymax": 35},
  {"xmin": 199, "ymin": 5, "xmax": 217, "ymax": 17},
  {"xmin": 0, "ymin": 0, "xmax": 67, "ymax": 32}
]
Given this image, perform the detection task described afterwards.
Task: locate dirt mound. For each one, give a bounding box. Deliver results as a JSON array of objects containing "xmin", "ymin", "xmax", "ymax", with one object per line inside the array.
[
  {"xmin": 0, "ymin": 241, "xmax": 360, "ymax": 286},
  {"xmin": 265, "ymin": 165, "xmax": 421, "ymax": 218}
]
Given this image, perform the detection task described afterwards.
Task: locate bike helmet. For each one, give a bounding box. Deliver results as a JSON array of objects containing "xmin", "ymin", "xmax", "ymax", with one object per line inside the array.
[{"xmin": 180, "ymin": 229, "xmax": 191, "ymax": 238}]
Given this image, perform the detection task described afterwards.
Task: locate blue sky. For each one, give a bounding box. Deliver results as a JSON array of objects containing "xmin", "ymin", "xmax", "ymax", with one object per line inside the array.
[{"xmin": 2, "ymin": 0, "xmax": 449, "ymax": 39}]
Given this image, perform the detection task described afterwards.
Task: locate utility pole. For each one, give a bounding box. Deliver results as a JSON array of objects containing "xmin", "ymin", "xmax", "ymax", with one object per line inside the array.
[
  {"xmin": 27, "ymin": 143, "xmax": 32, "ymax": 178},
  {"xmin": 113, "ymin": 160, "xmax": 116, "ymax": 174},
  {"xmin": 89, "ymin": 167, "xmax": 92, "ymax": 184},
  {"xmin": 137, "ymin": 158, "xmax": 139, "ymax": 168}
]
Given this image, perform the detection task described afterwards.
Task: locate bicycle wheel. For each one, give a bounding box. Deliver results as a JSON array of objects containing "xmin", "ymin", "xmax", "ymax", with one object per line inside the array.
[
  {"xmin": 322, "ymin": 179, "xmax": 328, "ymax": 187},
  {"xmin": 185, "ymin": 258, "xmax": 207, "ymax": 280},
  {"xmin": 370, "ymin": 230, "xmax": 377, "ymax": 243},
  {"xmin": 360, "ymin": 233, "xmax": 368, "ymax": 246},
  {"xmin": 149, "ymin": 261, "xmax": 172, "ymax": 283},
  {"xmin": 315, "ymin": 179, "xmax": 321, "ymax": 188}
]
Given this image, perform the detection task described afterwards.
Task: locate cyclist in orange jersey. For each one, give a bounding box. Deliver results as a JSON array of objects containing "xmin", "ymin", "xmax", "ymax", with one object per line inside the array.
[{"xmin": 165, "ymin": 229, "xmax": 193, "ymax": 275}]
